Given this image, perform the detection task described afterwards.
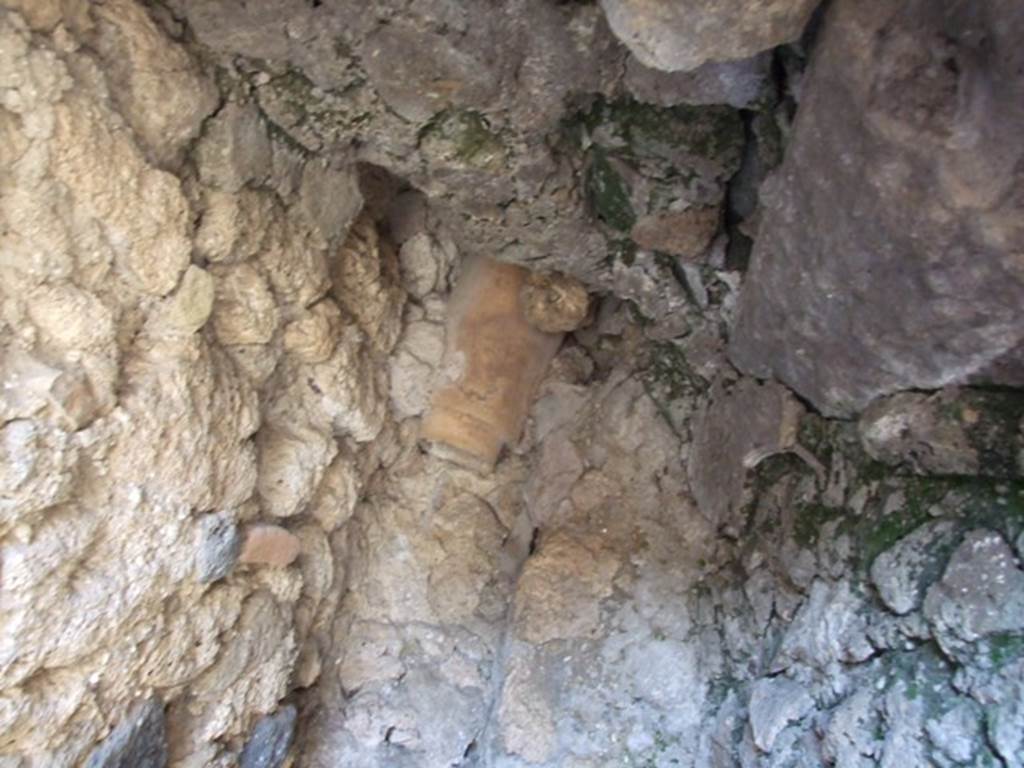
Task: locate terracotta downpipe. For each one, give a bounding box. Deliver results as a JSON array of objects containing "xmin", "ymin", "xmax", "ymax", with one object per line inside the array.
[{"xmin": 420, "ymin": 257, "xmax": 563, "ymax": 473}]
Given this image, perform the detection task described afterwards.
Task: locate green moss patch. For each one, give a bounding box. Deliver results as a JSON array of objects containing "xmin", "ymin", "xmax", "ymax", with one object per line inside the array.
[
  {"xmin": 585, "ymin": 146, "xmax": 636, "ymax": 232},
  {"xmin": 419, "ymin": 109, "xmax": 507, "ymax": 171}
]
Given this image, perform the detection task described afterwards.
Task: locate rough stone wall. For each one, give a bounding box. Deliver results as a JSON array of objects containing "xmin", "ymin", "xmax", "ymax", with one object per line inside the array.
[
  {"xmin": 3, "ymin": 0, "xmax": 1024, "ymax": 767},
  {"xmin": 730, "ymin": 0, "xmax": 1024, "ymax": 415},
  {"xmin": 161, "ymin": 0, "xmax": 778, "ymax": 329},
  {"xmin": 0, "ymin": 3, "xmax": 403, "ymax": 764}
]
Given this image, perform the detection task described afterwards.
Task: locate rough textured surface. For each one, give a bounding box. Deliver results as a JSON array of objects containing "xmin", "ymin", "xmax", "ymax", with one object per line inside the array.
[
  {"xmin": 631, "ymin": 206, "xmax": 720, "ymax": 260},
  {"xmin": 521, "ymin": 272, "xmax": 591, "ymax": 334},
  {"xmin": 239, "ymin": 706, "xmax": 297, "ymax": 768},
  {"xmin": 197, "ymin": 512, "xmax": 242, "ymax": 584},
  {"xmin": 625, "ymin": 53, "xmax": 771, "ymax": 109},
  {"xmin": 599, "ymin": 0, "xmax": 819, "ymax": 72},
  {"xmin": 0, "ymin": 3, "xmax": 385, "ymax": 764},
  {"xmin": 688, "ymin": 376, "xmax": 807, "ymax": 531},
  {"xmin": 159, "ymin": 0, "xmax": 757, "ymax": 330},
  {"xmin": 859, "ymin": 388, "xmax": 1024, "ymax": 478},
  {"xmin": 730, "ymin": 0, "xmax": 1024, "ymax": 416},
  {"xmin": 85, "ymin": 698, "xmax": 167, "ymax": 768},
  {"xmin": 3, "ymin": 1, "xmax": 1024, "ymax": 767}
]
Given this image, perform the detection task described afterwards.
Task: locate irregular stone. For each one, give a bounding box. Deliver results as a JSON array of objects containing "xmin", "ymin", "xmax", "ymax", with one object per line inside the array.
[
  {"xmin": 337, "ymin": 621, "xmax": 406, "ymax": 692},
  {"xmin": 822, "ymin": 688, "xmax": 882, "ymax": 768},
  {"xmin": 623, "ymin": 639, "xmax": 700, "ymax": 709},
  {"xmin": 189, "ymin": 592, "xmax": 297, "ymax": 742},
  {"xmin": 625, "ymin": 53, "xmax": 771, "ymax": 109},
  {"xmin": 93, "ymin": 0, "xmax": 218, "ymax": 166},
  {"xmin": 730, "ymin": 0, "xmax": 1024, "ymax": 416},
  {"xmin": 308, "ymin": 451, "xmax": 361, "ymax": 532},
  {"xmin": 926, "ymin": 700, "xmax": 983, "ymax": 765},
  {"xmin": 360, "ymin": 19, "xmax": 501, "ymax": 123},
  {"xmin": 986, "ymin": 672, "xmax": 1024, "ymax": 768},
  {"xmin": 498, "ymin": 657, "xmax": 557, "ymax": 765},
  {"xmin": 688, "ymin": 377, "xmax": 809, "ymax": 529},
  {"xmin": 520, "ymin": 271, "xmax": 591, "ymax": 334},
  {"xmin": 431, "ymin": 501, "xmax": 514, "ymax": 623},
  {"xmin": 599, "ymin": 0, "xmax": 819, "ymax": 72},
  {"xmin": 0, "ymin": 348, "xmax": 62, "ymax": 422},
  {"xmin": 748, "ymin": 676, "xmax": 815, "ymax": 752},
  {"xmin": 4, "ymin": 0, "xmax": 63, "ymax": 30},
  {"xmin": 85, "ymin": 697, "xmax": 167, "ymax": 768},
  {"xmin": 744, "ymin": 568, "xmax": 777, "ymax": 635},
  {"xmin": 259, "ymin": 217, "xmax": 331, "ymax": 309},
  {"xmin": 223, "ymin": 343, "xmax": 280, "ymax": 388},
  {"xmin": 110, "ymin": 341, "xmax": 260, "ymax": 508},
  {"xmin": 282, "ymin": 300, "xmax": 342, "ymax": 364},
  {"xmin": 51, "ymin": 92, "xmax": 192, "ymax": 296},
  {"xmin": 297, "ymin": 160, "xmax": 363, "ymax": 247},
  {"xmin": 294, "ymin": 639, "xmax": 323, "ymax": 690},
  {"xmin": 329, "ymin": 214, "xmax": 405, "ymax": 353},
  {"xmin": 630, "ymin": 206, "xmax": 720, "ymax": 260},
  {"xmin": 210, "ymin": 263, "xmax": 279, "ymax": 346},
  {"xmin": 47, "ymin": 367, "xmax": 100, "ymax": 430},
  {"xmin": 293, "ymin": 523, "xmax": 334, "ymax": 634},
  {"xmin": 239, "ymin": 705, "xmax": 296, "ymax": 768},
  {"xmin": 196, "ymin": 512, "xmax": 241, "ymax": 584},
  {"xmin": 605, "ymin": 254, "xmax": 691, "ymax": 339},
  {"xmin": 870, "ymin": 521, "xmax": 957, "ymax": 616},
  {"xmin": 398, "ymin": 233, "xmax": 440, "ymax": 299},
  {"xmin": 0, "ymin": 420, "xmax": 76, "ymax": 530},
  {"xmin": 195, "ymin": 102, "xmax": 272, "ymax": 192},
  {"xmin": 195, "ymin": 189, "xmax": 275, "ymax": 264},
  {"xmin": 880, "ymin": 680, "xmax": 928, "ymax": 767},
  {"xmin": 256, "ymin": 423, "xmax": 337, "ymax": 518},
  {"xmin": 177, "ymin": 0, "xmax": 300, "ymax": 61},
  {"xmin": 159, "ymin": 265, "xmax": 215, "ymax": 335},
  {"xmin": 860, "ymin": 389, "xmax": 1024, "ymax": 478},
  {"xmin": 26, "ymin": 282, "xmax": 116, "ymax": 358},
  {"xmin": 923, "ymin": 530, "xmax": 1024, "ymax": 651},
  {"xmin": 581, "ymin": 98, "xmax": 745, "ymax": 235},
  {"xmin": 512, "ymin": 533, "xmax": 619, "ymax": 644},
  {"xmin": 239, "ymin": 525, "xmax": 302, "ymax": 569},
  {"xmin": 417, "ymin": 108, "xmax": 508, "ymax": 175},
  {"xmin": 524, "ymin": 414, "xmax": 585, "ymax": 524},
  {"xmin": 301, "ymin": 326, "xmax": 387, "ymax": 442},
  {"xmin": 388, "ymin": 319, "xmax": 445, "ymax": 419},
  {"xmin": 774, "ymin": 580, "xmax": 874, "ymax": 671}
]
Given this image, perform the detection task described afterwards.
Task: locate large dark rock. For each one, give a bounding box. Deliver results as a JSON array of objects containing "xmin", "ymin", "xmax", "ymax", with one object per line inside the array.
[
  {"xmin": 240, "ymin": 705, "xmax": 297, "ymax": 768},
  {"xmin": 729, "ymin": 0, "xmax": 1024, "ymax": 417},
  {"xmin": 85, "ymin": 697, "xmax": 167, "ymax": 768}
]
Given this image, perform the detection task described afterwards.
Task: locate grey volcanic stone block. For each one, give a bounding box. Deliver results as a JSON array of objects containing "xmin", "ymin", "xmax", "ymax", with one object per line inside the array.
[
  {"xmin": 240, "ymin": 705, "xmax": 297, "ymax": 768},
  {"xmin": 86, "ymin": 697, "xmax": 167, "ymax": 768},
  {"xmin": 196, "ymin": 511, "xmax": 241, "ymax": 583},
  {"xmin": 730, "ymin": 0, "xmax": 1024, "ymax": 416}
]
